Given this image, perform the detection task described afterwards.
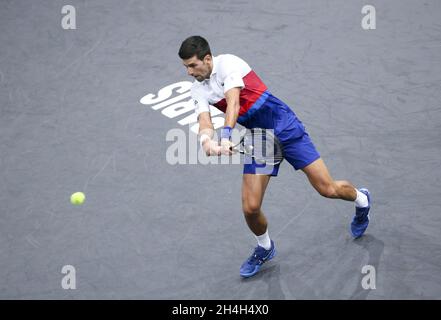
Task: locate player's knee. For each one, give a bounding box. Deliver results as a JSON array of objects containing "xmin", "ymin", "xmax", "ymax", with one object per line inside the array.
[
  {"xmin": 317, "ymin": 183, "xmax": 338, "ymax": 198},
  {"xmin": 242, "ymin": 200, "xmax": 261, "ymax": 216}
]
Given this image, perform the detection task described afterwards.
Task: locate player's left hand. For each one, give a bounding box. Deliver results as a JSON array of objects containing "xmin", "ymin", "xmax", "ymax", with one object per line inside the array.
[{"xmin": 220, "ymin": 138, "xmax": 234, "ymax": 156}]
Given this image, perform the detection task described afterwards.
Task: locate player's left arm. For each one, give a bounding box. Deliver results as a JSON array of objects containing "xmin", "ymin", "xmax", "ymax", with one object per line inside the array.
[
  {"xmin": 221, "ymin": 87, "xmax": 241, "ymax": 155},
  {"xmin": 224, "ymin": 87, "xmax": 241, "ymax": 130}
]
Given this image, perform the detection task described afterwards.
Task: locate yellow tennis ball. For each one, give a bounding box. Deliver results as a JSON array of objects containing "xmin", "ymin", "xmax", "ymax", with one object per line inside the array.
[{"xmin": 70, "ymin": 192, "xmax": 85, "ymax": 205}]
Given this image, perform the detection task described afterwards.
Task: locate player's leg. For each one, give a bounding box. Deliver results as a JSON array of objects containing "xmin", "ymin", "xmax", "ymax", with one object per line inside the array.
[
  {"xmin": 240, "ymin": 173, "xmax": 276, "ymax": 278},
  {"xmin": 300, "ymin": 158, "xmax": 357, "ymax": 201},
  {"xmin": 280, "ymin": 126, "xmax": 371, "ymax": 237},
  {"xmin": 242, "ymin": 173, "xmax": 271, "ymax": 236},
  {"xmin": 301, "ymin": 157, "xmax": 371, "ymax": 238}
]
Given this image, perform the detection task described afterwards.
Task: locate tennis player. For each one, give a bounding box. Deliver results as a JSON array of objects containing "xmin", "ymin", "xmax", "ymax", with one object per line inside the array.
[{"xmin": 178, "ymin": 36, "xmax": 371, "ymax": 278}]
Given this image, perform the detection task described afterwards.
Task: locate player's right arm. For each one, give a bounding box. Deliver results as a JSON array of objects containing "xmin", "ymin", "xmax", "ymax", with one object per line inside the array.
[
  {"xmin": 198, "ymin": 111, "xmax": 221, "ymax": 156},
  {"xmin": 191, "ymin": 85, "xmax": 221, "ymax": 156}
]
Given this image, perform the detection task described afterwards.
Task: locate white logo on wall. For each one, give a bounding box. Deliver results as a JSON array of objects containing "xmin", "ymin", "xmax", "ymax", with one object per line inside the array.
[
  {"xmin": 61, "ymin": 5, "xmax": 77, "ymax": 30},
  {"xmin": 361, "ymin": 265, "xmax": 376, "ymax": 290},
  {"xmin": 361, "ymin": 5, "xmax": 376, "ymax": 30},
  {"xmin": 61, "ymin": 265, "xmax": 76, "ymax": 290}
]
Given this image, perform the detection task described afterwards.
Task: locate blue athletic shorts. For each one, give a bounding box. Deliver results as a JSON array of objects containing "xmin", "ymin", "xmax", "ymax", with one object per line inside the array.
[{"xmin": 237, "ymin": 91, "xmax": 320, "ymax": 176}]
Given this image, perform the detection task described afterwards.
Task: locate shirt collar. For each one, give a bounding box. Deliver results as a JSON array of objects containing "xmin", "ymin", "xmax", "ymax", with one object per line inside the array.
[{"xmin": 210, "ymin": 55, "xmax": 218, "ymax": 77}]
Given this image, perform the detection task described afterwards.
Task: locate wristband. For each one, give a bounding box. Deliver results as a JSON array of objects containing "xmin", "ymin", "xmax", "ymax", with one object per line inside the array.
[{"xmin": 221, "ymin": 126, "xmax": 233, "ymax": 140}]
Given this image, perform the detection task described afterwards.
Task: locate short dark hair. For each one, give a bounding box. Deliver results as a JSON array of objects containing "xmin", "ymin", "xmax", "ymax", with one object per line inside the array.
[{"xmin": 178, "ymin": 36, "xmax": 211, "ymax": 60}]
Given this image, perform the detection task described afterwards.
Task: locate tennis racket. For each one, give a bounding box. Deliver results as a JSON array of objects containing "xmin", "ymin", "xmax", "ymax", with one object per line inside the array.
[{"xmin": 230, "ymin": 128, "xmax": 284, "ymax": 165}]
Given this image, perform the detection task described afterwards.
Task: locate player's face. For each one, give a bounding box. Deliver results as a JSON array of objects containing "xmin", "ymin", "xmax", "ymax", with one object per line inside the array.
[{"xmin": 182, "ymin": 55, "xmax": 212, "ymax": 82}]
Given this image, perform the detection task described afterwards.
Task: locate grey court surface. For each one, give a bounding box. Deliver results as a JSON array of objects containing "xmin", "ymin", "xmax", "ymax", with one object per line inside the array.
[{"xmin": 1, "ymin": 0, "xmax": 441, "ymax": 299}]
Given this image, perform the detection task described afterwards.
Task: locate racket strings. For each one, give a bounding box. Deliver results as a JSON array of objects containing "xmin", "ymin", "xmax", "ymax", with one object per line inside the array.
[{"xmin": 243, "ymin": 130, "xmax": 284, "ymax": 164}]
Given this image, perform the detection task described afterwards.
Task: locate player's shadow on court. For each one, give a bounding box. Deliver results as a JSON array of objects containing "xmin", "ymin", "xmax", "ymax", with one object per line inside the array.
[
  {"xmin": 240, "ymin": 234, "xmax": 385, "ymax": 299},
  {"xmin": 349, "ymin": 234, "xmax": 385, "ymax": 300},
  {"xmin": 240, "ymin": 263, "xmax": 287, "ymax": 299}
]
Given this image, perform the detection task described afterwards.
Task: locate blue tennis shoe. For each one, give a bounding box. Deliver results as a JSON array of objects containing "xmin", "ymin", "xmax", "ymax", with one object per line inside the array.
[
  {"xmin": 240, "ymin": 240, "xmax": 276, "ymax": 278},
  {"xmin": 351, "ymin": 188, "xmax": 371, "ymax": 238}
]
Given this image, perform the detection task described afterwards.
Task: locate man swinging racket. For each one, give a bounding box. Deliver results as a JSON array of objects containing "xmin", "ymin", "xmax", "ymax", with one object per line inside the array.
[{"xmin": 178, "ymin": 36, "xmax": 371, "ymax": 278}]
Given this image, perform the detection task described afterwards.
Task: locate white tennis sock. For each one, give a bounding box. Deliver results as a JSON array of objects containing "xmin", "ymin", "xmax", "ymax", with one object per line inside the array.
[
  {"xmin": 354, "ymin": 189, "xmax": 368, "ymax": 208},
  {"xmin": 255, "ymin": 229, "xmax": 271, "ymax": 250}
]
